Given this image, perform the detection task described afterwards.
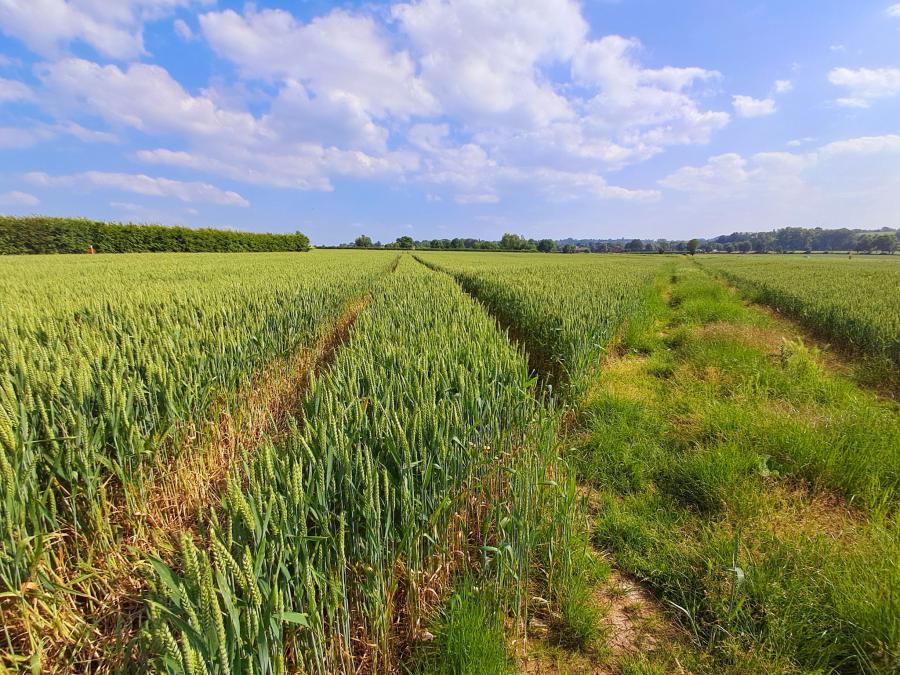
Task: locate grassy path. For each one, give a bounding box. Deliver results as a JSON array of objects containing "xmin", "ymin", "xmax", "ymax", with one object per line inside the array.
[{"xmin": 551, "ymin": 262, "xmax": 899, "ymax": 673}]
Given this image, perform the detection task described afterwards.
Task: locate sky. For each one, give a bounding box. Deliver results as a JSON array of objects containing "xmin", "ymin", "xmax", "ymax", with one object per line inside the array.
[{"xmin": 1, "ymin": 1, "xmax": 899, "ymax": 245}]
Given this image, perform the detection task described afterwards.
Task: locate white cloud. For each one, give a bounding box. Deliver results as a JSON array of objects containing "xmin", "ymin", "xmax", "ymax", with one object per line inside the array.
[
  {"xmin": 173, "ymin": 18, "xmax": 193, "ymax": 40},
  {"xmin": 0, "ymin": 0, "xmax": 211, "ymax": 59},
  {"xmin": 25, "ymin": 171, "xmax": 250, "ymax": 206},
  {"xmin": 818, "ymin": 134, "xmax": 900, "ymax": 156},
  {"xmin": 0, "ymin": 190, "xmax": 39, "ymax": 206},
  {"xmin": 657, "ymin": 134, "xmax": 900, "ymax": 231},
  {"xmin": 509, "ymin": 167, "xmax": 660, "ymax": 202},
  {"xmin": 200, "ymin": 7, "xmax": 437, "ymax": 118},
  {"xmin": 732, "ymin": 94, "xmax": 776, "ymax": 117},
  {"xmin": 660, "ymin": 134, "xmax": 900, "ymax": 194},
  {"xmin": 38, "ymin": 58, "xmax": 262, "ymax": 138},
  {"xmin": 0, "ymin": 77, "xmax": 33, "ymax": 102},
  {"xmin": 15, "ymin": 1, "xmax": 729, "ymax": 207},
  {"xmin": 53, "ymin": 121, "xmax": 117, "ymax": 143},
  {"xmin": 773, "ymin": 79, "xmax": 793, "ymax": 94},
  {"xmin": 888, "ymin": 3, "xmax": 900, "ymax": 18},
  {"xmin": 786, "ymin": 137, "xmax": 815, "ymax": 147},
  {"xmin": 136, "ymin": 145, "xmax": 419, "ymax": 192},
  {"xmin": 394, "ymin": 0, "xmax": 584, "ymax": 126},
  {"xmin": 0, "ymin": 120, "xmax": 114, "ymax": 148},
  {"xmin": 660, "ymin": 153, "xmax": 752, "ymax": 192},
  {"xmin": 572, "ymin": 35, "xmax": 728, "ymax": 149},
  {"xmin": 455, "ymin": 192, "xmax": 499, "ymax": 204},
  {"xmin": 828, "ymin": 67, "xmax": 900, "ymax": 107}
]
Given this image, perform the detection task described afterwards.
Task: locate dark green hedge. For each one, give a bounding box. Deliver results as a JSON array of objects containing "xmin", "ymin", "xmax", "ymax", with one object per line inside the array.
[{"xmin": 0, "ymin": 216, "xmax": 310, "ymax": 254}]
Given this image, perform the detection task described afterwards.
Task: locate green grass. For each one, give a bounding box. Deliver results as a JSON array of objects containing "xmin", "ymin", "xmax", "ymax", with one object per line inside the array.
[
  {"xmin": 410, "ymin": 578, "xmax": 513, "ymax": 675},
  {"xmin": 699, "ymin": 254, "xmax": 900, "ymax": 369},
  {"xmin": 577, "ymin": 264, "xmax": 900, "ymax": 672}
]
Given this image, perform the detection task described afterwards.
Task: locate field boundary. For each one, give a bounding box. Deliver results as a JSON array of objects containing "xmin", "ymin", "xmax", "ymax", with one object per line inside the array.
[{"xmin": 695, "ymin": 259, "xmax": 899, "ymax": 398}]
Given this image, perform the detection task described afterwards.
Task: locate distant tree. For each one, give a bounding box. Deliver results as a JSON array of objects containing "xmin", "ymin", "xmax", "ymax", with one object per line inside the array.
[
  {"xmin": 872, "ymin": 232, "xmax": 897, "ymax": 253},
  {"xmin": 625, "ymin": 238, "xmax": 643, "ymax": 252},
  {"xmin": 561, "ymin": 244, "xmax": 577, "ymax": 254},
  {"xmin": 855, "ymin": 235, "xmax": 874, "ymax": 253},
  {"xmin": 395, "ymin": 235, "xmax": 414, "ymax": 249},
  {"xmin": 537, "ymin": 238, "xmax": 557, "ymax": 253},
  {"xmin": 500, "ymin": 232, "xmax": 528, "ymax": 250},
  {"xmin": 687, "ymin": 238, "xmax": 700, "ymax": 255},
  {"xmin": 354, "ymin": 234, "xmax": 372, "ymax": 248},
  {"xmin": 737, "ymin": 241, "xmax": 752, "ymax": 253},
  {"xmin": 450, "ymin": 238, "xmax": 464, "ymax": 249}
]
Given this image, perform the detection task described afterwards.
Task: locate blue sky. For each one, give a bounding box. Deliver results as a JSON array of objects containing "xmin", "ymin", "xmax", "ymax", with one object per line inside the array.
[{"xmin": 1, "ymin": 1, "xmax": 899, "ymax": 245}]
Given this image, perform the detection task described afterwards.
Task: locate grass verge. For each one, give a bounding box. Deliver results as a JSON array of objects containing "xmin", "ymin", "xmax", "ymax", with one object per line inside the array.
[{"xmin": 579, "ymin": 263, "xmax": 899, "ymax": 672}]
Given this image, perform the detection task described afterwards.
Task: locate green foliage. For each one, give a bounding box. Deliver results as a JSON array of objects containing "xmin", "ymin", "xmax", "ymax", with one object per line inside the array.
[
  {"xmin": 0, "ymin": 216, "xmax": 310, "ymax": 254},
  {"xmin": 412, "ymin": 578, "xmax": 513, "ymax": 675},
  {"xmin": 500, "ymin": 233, "xmax": 529, "ymax": 251}
]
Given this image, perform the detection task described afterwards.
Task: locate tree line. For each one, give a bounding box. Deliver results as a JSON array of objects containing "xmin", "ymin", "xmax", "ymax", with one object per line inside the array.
[
  {"xmin": 345, "ymin": 227, "xmax": 898, "ymax": 254},
  {"xmin": 0, "ymin": 216, "xmax": 310, "ymax": 255}
]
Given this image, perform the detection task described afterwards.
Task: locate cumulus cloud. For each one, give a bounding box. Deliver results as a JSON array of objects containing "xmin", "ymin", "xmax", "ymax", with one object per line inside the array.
[
  {"xmin": 888, "ymin": 3, "xmax": 900, "ymax": 18},
  {"xmin": 0, "ymin": 0, "xmax": 212, "ymax": 59},
  {"xmin": 657, "ymin": 134, "xmax": 900, "ymax": 230},
  {"xmin": 38, "ymin": 58, "xmax": 262, "ymax": 138},
  {"xmin": 25, "ymin": 171, "xmax": 250, "ymax": 206},
  {"xmin": 11, "ymin": 0, "xmax": 729, "ymax": 205},
  {"xmin": 660, "ymin": 134, "xmax": 900, "ymax": 194},
  {"xmin": 0, "ymin": 190, "xmax": 40, "ymax": 206},
  {"xmin": 393, "ymin": 0, "xmax": 584, "ymax": 126},
  {"xmin": 828, "ymin": 67, "xmax": 900, "ymax": 107},
  {"xmin": 732, "ymin": 95, "xmax": 776, "ymax": 117},
  {"xmin": 200, "ymin": 7, "xmax": 437, "ymax": 118},
  {"xmin": 773, "ymin": 79, "xmax": 793, "ymax": 94},
  {"xmin": 188, "ymin": 1, "xmax": 727, "ymax": 199},
  {"xmin": 572, "ymin": 35, "xmax": 728, "ymax": 149}
]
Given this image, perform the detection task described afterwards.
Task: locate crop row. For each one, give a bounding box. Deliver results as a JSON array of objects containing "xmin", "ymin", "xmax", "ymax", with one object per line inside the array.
[
  {"xmin": 146, "ymin": 257, "xmax": 563, "ymax": 673},
  {"xmin": 415, "ymin": 252, "xmax": 668, "ymax": 395},
  {"xmin": 699, "ymin": 255, "xmax": 900, "ymax": 366},
  {"xmin": 0, "ymin": 251, "xmax": 394, "ymax": 668}
]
